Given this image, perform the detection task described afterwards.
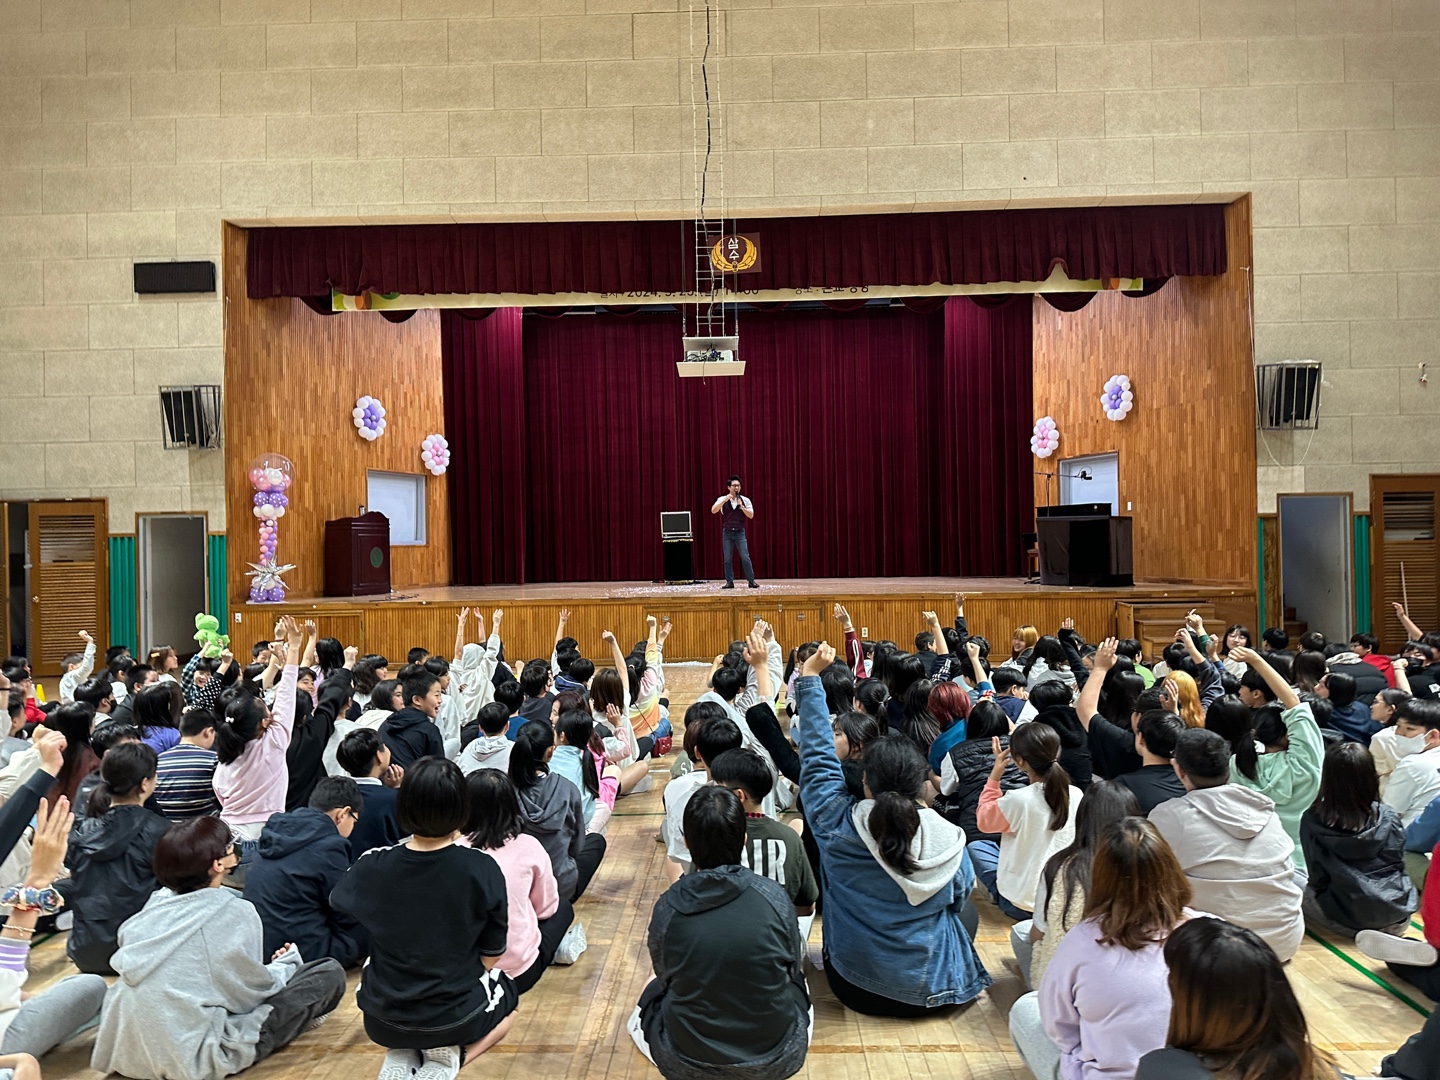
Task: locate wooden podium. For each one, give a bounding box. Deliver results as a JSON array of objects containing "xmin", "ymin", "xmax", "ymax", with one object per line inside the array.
[{"xmin": 324, "ymin": 512, "xmax": 391, "ymax": 597}]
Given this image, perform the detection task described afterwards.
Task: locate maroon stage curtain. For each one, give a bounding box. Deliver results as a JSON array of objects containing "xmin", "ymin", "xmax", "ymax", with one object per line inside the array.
[
  {"xmin": 442, "ymin": 307, "xmax": 525, "ymax": 585},
  {"xmin": 442, "ymin": 301, "xmax": 1033, "ymax": 584},
  {"xmin": 249, "ymin": 204, "xmax": 1226, "ymax": 300}
]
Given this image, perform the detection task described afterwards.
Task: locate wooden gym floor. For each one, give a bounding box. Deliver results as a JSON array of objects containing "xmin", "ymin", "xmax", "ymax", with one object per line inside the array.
[{"xmin": 32, "ymin": 668, "xmax": 1432, "ymax": 1080}]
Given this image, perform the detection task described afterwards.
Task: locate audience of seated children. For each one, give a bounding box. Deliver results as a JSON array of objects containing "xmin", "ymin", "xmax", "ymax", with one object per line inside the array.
[
  {"xmin": 1025, "ymin": 679, "xmax": 1093, "ymax": 789},
  {"xmin": 662, "ymin": 706, "xmax": 742, "ymax": 883},
  {"xmin": 378, "ymin": 670, "xmax": 445, "ymax": 770},
  {"xmin": 1116, "ymin": 711, "xmax": 1188, "ymax": 814},
  {"xmin": 132, "ymin": 683, "xmax": 182, "ymax": 755},
  {"xmin": 462, "ymin": 769, "xmax": 574, "ymax": 994},
  {"xmin": 152, "ymin": 708, "xmax": 220, "ymax": 820},
  {"xmin": 458, "ymin": 702, "xmax": 514, "ymax": 775},
  {"xmin": 937, "ymin": 699, "xmax": 1028, "ymax": 836},
  {"xmin": 1299, "ymin": 741, "xmax": 1417, "ymax": 937},
  {"xmin": 92, "ymin": 815, "xmax": 347, "ymax": 1080},
  {"xmin": 551, "ymin": 708, "xmax": 618, "ymax": 833},
  {"xmin": 324, "ymin": 677, "xmax": 402, "ymax": 776},
  {"xmin": 1383, "ymin": 698, "xmax": 1440, "ymax": 826},
  {"xmin": 1009, "ymin": 818, "xmax": 1196, "ymax": 1080},
  {"xmin": 243, "ymin": 776, "xmax": 367, "ymax": 968},
  {"xmin": 71, "ymin": 718, "xmax": 140, "ymax": 818},
  {"xmin": 331, "ymin": 758, "xmax": 518, "ymax": 1080},
  {"xmin": 335, "ymin": 729, "xmax": 404, "ymax": 857},
  {"xmin": 973, "ymin": 722, "xmax": 1084, "ymax": 920},
  {"xmin": 1319, "ymin": 670, "xmax": 1381, "ymax": 744},
  {"xmin": 628, "ymin": 786, "xmax": 812, "ymax": 1080},
  {"xmin": 285, "ymin": 644, "xmax": 355, "ymax": 811},
  {"xmin": 1149, "ymin": 728, "xmax": 1305, "ymax": 961},
  {"xmin": 517, "ymin": 659, "xmax": 557, "ymax": 725},
  {"xmin": 57, "ymin": 742, "xmax": 169, "ymax": 975},
  {"xmin": 795, "ymin": 644, "xmax": 990, "ymax": 1016},
  {"xmin": 509, "ymin": 720, "xmax": 606, "ymax": 903},
  {"xmin": 1010, "ymin": 780, "xmax": 1142, "ymax": 989},
  {"xmin": 1137, "ymin": 918, "xmax": 1345, "ymax": 1080}
]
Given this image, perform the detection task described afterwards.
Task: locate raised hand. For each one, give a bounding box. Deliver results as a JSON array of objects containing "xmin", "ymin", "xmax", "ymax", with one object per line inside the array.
[
  {"xmin": 833, "ymin": 602, "xmax": 851, "ymax": 625},
  {"xmin": 601, "ymin": 630, "xmax": 617, "ymax": 645},
  {"xmin": 989, "ymin": 736, "xmax": 1012, "ymax": 779},
  {"xmin": 1228, "ymin": 645, "xmax": 1262, "ymax": 667},
  {"xmin": 1185, "ymin": 609, "xmax": 1205, "ymax": 634},
  {"xmin": 558, "ymin": 608, "xmax": 571, "ymax": 625},
  {"xmin": 34, "ymin": 728, "xmax": 66, "ymax": 776},
  {"xmin": 802, "ymin": 641, "xmax": 836, "ymax": 677},
  {"xmin": 646, "ymin": 615, "xmax": 657, "ymax": 631},
  {"xmin": 78, "ymin": 629, "xmax": 94, "ymax": 646},
  {"xmin": 303, "ymin": 619, "xmax": 318, "ymax": 638},
  {"xmin": 954, "ymin": 592, "xmax": 966, "ymax": 611},
  {"xmin": 343, "ymin": 645, "xmax": 359, "ymax": 668},
  {"xmin": 1094, "ymin": 637, "xmax": 1118, "ymax": 672},
  {"xmin": 282, "ymin": 615, "xmax": 303, "ymax": 648},
  {"xmin": 1061, "ymin": 617, "xmax": 1075, "ymax": 631},
  {"xmin": 743, "ymin": 627, "xmax": 767, "ymax": 667},
  {"xmin": 921, "ymin": 610, "xmax": 940, "ymax": 629},
  {"xmin": 1393, "ymin": 601, "xmax": 1408, "ymax": 619},
  {"xmin": 1160, "ymin": 678, "xmax": 1179, "ymax": 711},
  {"xmin": 491, "ymin": 609, "xmax": 503, "ymax": 626},
  {"xmin": 458, "ymin": 606, "xmax": 470, "ymax": 624},
  {"xmin": 24, "ymin": 796, "xmax": 72, "ymax": 888},
  {"xmin": 965, "ymin": 640, "xmax": 981, "ymax": 661}
]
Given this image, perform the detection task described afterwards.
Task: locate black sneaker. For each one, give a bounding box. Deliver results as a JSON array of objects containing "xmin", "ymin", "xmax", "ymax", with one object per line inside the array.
[
  {"xmin": 721, "ymin": 582, "xmax": 735, "ymax": 590},
  {"xmin": 748, "ymin": 581, "xmax": 759, "ymax": 588}
]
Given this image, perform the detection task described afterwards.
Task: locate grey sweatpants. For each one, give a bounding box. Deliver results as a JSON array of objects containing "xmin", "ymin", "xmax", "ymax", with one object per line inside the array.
[
  {"xmin": 0, "ymin": 973, "xmax": 107, "ymax": 1058},
  {"xmin": 254, "ymin": 959, "xmax": 347, "ymax": 1064},
  {"xmin": 1007, "ymin": 991, "xmax": 1061, "ymax": 1080}
]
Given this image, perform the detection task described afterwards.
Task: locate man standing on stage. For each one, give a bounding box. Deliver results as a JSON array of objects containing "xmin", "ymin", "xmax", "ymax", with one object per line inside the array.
[{"xmin": 711, "ymin": 476, "xmax": 758, "ymax": 589}]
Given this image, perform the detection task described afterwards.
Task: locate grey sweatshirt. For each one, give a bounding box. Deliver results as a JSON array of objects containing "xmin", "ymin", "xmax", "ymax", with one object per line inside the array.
[
  {"xmin": 852, "ymin": 803, "xmax": 968, "ymax": 906},
  {"xmin": 516, "ymin": 771, "xmax": 586, "ymax": 900},
  {"xmin": 91, "ymin": 886, "xmax": 301, "ymax": 1080}
]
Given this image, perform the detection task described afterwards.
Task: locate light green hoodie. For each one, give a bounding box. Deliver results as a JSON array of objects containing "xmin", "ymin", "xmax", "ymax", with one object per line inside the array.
[{"xmin": 1229, "ymin": 702, "xmax": 1324, "ymax": 872}]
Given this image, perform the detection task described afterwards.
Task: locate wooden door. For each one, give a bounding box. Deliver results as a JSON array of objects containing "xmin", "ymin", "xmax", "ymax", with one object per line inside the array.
[
  {"xmin": 1370, "ymin": 475, "xmax": 1440, "ymax": 653},
  {"xmin": 27, "ymin": 501, "xmax": 108, "ymax": 677}
]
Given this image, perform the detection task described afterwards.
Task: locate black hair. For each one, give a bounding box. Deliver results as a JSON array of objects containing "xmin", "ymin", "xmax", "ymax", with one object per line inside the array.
[
  {"xmin": 708, "ymin": 747, "xmax": 774, "ymax": 803},
  {"xmin": 1136, "ymin": 710, "xmax": 1185, "ymax": 759},
  {"xmin": 464, "ymin": 769, "xmax": 524, "ymax": 850},
  {"xmin": 1396, "ymin": 696, "xmax": 1440, "ymax": 732},
  {"xmin": 1040, "ymin": 779, "xmax": 1142, "ymax": 929},
  {"xmin": 683, "ymin": 784, "xmax": 746, "ymax": 871},
  {"xmin": 494, "ymin": 680, "xmax": 524, "ymax": 714},
  {"xmin": 1220, "ymin": 625, "xmax": 1252, "ymax": 655},
  {"xmin": 350, "ymin": 659, "xmax": 382, "ymax": 696},
  {"xmin": 555, "ymin": 648, "xmax": 579, "ymax": 677},
  {"xmin": 991, "ymin": 667, "xmax": 1026, "ymax": 695},
  {"xmin": 88, "ymin": 741, "xmax": 157, "ymax": 818},
  {"xmin": 855, "ymin": 678, "xmax": 889, "ymax": 719},
  {"xmin": 123, "ymin": 664, "xmax": 154, "ymax": 694},
  {"xmin": 396, "ymin": 757, "xmax": 467, "ymax": 838},
  {"xmin": 914, "ymin": 630, "xmax": 936, "ymax": 652},
  {"xmin": 965, "ymin": 699, "xmax": 1011, "ymax": 741},
  {"xmin": 422, "ymin": 656, "xmax": 450, "ymax": 681},
  {"xmin": 1261, "ymin": 627, "xmax": 1290, "ymax": 651},
  {"xmin": 832, "ymin": 709, "xmax": 881, "ymax": 754},
  {"xmin": 1028, "ymin": 679, "xmax": 1073, "ymax": 712},
  {"xmin": 215, "ymin": 692, "xmax": 267, "ymax": 765},
  {"xmin": 692, "ymin": 715, "xmax": 742, "ymax": 766},
  {"xmin": 369, "ymin": 678, "xmax": 401, "ymax": 713},
  {"xmin": 336, "ymin": 728, "xmax": 385, "ymax": 777},
  {"xmin": 1098, "ymin": 670, "xmax": 1146, "ymax": 730},
  {"xmin": 90, "ymin": 719, "xmax": 141, "ymax": 756},
  {"xmin": 556, "ymin": 709, "xmax": 600, "ymax": 798},
  {"xmin": 1010, "ymin": 721, "xmax": 1072, "ymax": 831},
  {"xmin": 1024, "ymin": 635, "xmax": 1069, "ymax": 679},
  {"xmin": 309, "ymin": 775, "xmax": 361, "ymax": 815},
  {"xmin": 1161, "ymin": 642, "xmax": 1199, "ymax": 679},
  {"xmin": 901, "ymin": 678, "xmax": 939, "ymax": 752},
  {"xmin": 1115, "ymin": 638, "xmax": 1142, "ymax": 661},
  {"xmin": 104, "ymin": 645, "xmax": 130, "ymax": 665},
  {"xmin": 152, "ymin": 816, "xmax": 231, "ymax": 893},
  {"xmin": 73, "ymin": 676, "xmax": 114, "ymax": 712},
  {"xmin": 1205, "ymin": 695, "xmax": 1258, "ymax": 780},
  {"xmin": 134, "ymin": 682, "xmax": 180, "ymax": 732},
  {"xmin": 179, "ymin": 708, "xmax": 215, "ymax": 738},
  {"xmin": 508, "ymin": 720, "xmax": 555, "ymax": 790},
  {"xmin": 711, "ymin": 666, "xmax": 744, "ymax": 703},
  {"xmin": 406, "ymin": 647, "xmax": 430, "ymax": 665},
  {"xmin": 397, "ymin": 663, "xmax": 425, "ymax": 683},
  {"xmin": 568, "ymin": 656, "xmax": 595, "ymax": 684},
  {"xmin": 1133, "ymin": 686, "xmax": 1165, "ymax": 719},
  {"xmin": 520, "ymin": 659, "xmax": 551, "ymax": 697},
  {"xmin": 1239, "ymin": 665, "xmax": 1277, "ymax": 702},
  {"xmin": 728, "ymin": 474, "xmax": 741, "ymax": 485},
  {"xmin": 1299, "ymin": 631, "xmax": 1327, "ymax": 653},
  {"xmin": 402, "ymin": 671, "xmax": 440, "ymax": 709},
  {"xmin": 1312, "ymin": 740, "xmax": 1381, "ymax": 833},
  {"xmin": 1291, "ymin": 650, "xmax": 1328, "ymax": 694},
  {"xmin": 1325, "ymin": 670, "xmax": 1358, "ymax": 709},
  {"xmin": 860, "ymin": 736, "xmax": 930, "ymax": 875},
  {"xmin": 314, "ymin": 637, "xmax": 345, "ymax": 679},
  {"xmin": 1173, "ymin": 727, "xmax": 1232, "ymax": 784},
  {"xmin": 477, "ymin": 701, "xmax": 510, "ymax": 736},
  {"xmin": 885, "ymin": 652, "xmax": 926, "ymax": 701}
]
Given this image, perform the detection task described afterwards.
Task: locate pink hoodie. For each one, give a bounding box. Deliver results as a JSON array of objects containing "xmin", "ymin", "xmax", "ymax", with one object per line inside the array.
[
  {"xmin": 214, "ymin": 664, "xmax": 297, "ymax": 829},
  {"xmin": 461, "ymin": 833, "xmax": 559, "ymax": 978}
]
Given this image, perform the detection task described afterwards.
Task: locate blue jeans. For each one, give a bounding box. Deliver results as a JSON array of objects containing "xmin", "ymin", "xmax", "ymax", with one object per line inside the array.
[
  {"xmin": 721, "ymin": 529, "xmax": 756, "ymax": 585},
  {"xmin": 966, "ymin": 839, "xmax": 1030, "ymax": 921}
]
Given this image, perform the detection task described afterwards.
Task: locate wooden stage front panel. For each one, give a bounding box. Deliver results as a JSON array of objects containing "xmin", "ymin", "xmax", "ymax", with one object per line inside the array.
[{"xmin": 232, "ymin": 577, "xmax": 1257, "ymax": 666}]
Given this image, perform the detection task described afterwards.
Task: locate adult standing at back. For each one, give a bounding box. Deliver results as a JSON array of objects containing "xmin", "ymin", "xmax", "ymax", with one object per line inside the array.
[{"xmin": 712, "ymin": 476, "xmax": 758, "ymax": 590}]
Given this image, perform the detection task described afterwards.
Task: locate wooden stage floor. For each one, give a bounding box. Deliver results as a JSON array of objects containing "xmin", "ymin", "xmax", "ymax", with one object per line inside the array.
[{"xmin": 30, "ymin": 668, "xmax": 1430, "ymax": 1080}]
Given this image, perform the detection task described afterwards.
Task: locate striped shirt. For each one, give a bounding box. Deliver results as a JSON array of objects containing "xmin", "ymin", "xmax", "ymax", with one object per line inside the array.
[{"xmin": 153, "ymin": 743, "xmax": 220, "ymax": 820}]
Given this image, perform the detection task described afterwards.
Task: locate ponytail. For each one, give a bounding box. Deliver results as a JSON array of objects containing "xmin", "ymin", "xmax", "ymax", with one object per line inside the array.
[
  {"xmin": 216, "ymin": 694, "xmax": 266, "ymax": 766},
  {"xmin": 1011, "ymin": 722, "xmax": 1072, "ymax": 831},
  {"xmin": 89, "ymin": 742, "xmax": 157, "ymax": 818},
  {"xmin": 556, "ymin": 709, "xmax": 600, "ymax": 798},
  {"xmin": 508, "ymin": 720, "xmax": 554, "ymax": 790},
  {"xmin": 869, "ymin": 791, "xmax": 921, "ymax": 874},
  {"xmin": 1205, "ymin": 696, "xmax": 1260, "ymax": 782}
]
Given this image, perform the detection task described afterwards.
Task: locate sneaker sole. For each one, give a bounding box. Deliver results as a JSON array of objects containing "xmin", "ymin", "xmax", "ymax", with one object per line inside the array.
[{"xmin": 1355, "ymin": 929, "xmax": 1438, "ymax": 967}]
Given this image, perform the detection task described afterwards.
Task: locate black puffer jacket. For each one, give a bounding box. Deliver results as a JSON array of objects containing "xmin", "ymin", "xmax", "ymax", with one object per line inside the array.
[
  {"xmin": 1300, "ymin": 803, "xmax": 1417, "ymax": 933},
  {"xmin": 942, "ymin": 736, "xmax": 1029, "ymax": 842},
  {"xmin": 1030, "ymin": 706, "xmax": 1093, "ymax": 790},
  {"xmin": 57, "ymin": 803, "xmax": 170, "ymax": 974}
]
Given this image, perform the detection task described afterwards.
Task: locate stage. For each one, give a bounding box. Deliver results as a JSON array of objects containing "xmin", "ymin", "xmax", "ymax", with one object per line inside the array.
[{"xmin": 232, "ymin": 576, "xmax": 1258, "ymax": 668}]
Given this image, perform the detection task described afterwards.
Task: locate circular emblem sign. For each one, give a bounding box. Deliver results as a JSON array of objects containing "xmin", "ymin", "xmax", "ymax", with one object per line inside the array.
[
  {"xmin": 370, "ymin": 547, "xmax": 384, "ymax": 569},
  {"xmin": 710, "ymin": 235, "xmax": 759, "ymax": 273}
]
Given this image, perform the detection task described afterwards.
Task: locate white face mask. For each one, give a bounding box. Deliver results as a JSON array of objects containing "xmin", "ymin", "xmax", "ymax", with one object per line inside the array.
[{"xmin": 1395, "ymin": 731, "xmax": 1431, "ymax": 758}]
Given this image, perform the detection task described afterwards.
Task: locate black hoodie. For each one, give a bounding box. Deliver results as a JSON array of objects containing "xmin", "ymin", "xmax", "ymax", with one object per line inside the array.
[
  {"xmin": 379, "ymin": 706, "xmax": 444, "ymax": 770},
  {"xmin": 1031, "ymin": 705, "xmax": 1093, "ymax": 790},
  {"xmin": 244, "ymin": 806, "xmax": 365, "ymax": 967},
  {"xmin": 1300, "ymin": 802, "xmax": 1418, "ymax": 932},
  {"xmin": 286, "ymin": 669, "xmax": 353, "ymax": 811},
  {"xmin": 57, "ymin": 803, "xmax": 170, "ymax": 974},
  {"xmin": 641, "ymin": 864, "xmax": 810, "ymax": 1079}
]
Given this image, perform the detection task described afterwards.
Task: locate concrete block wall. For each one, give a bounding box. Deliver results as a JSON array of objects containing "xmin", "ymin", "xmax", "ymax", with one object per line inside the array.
[{"xmin": 1, "ymin": 0, "xmax": 1437, "ymax": 527}]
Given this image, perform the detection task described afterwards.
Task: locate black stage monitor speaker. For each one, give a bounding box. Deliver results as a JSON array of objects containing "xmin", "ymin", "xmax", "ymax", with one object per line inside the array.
[{"xmin": 134, "ymin": 260, "xmax": 216, "ymax": 294}]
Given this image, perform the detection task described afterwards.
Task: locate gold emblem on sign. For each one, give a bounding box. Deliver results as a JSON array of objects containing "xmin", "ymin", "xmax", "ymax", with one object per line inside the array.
[{"xmin": 710, "ymin": 234, "xmax": 760, "ymax": 273}]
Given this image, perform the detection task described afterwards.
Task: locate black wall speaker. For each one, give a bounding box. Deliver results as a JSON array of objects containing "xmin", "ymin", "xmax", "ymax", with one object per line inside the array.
[{"xmin": 134, "ymin": 261, "xmax": 216, "ymax": 294}]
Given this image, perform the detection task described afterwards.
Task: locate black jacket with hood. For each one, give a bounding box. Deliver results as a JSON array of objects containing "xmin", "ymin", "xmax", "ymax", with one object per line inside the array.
[
  {"xmin": 942, "ymin": 736, "xmax": 1029, "ymax": 842},
  {"xmin": 1031, "ymin": 705, "xmax": 1094, "ymax": 790},
  {"xmin": 58, "ymin": 803, "xmax": 170, "ymax": 974},
  {"xmin": 379, "ymin": 705, "xmax": 444, "ymax": 770},
  {"xmin": 286, "ymin": 669, "xmax": 352, "ymax": 811},
  {"xmin": 243, "ymin": 806, "xmax": 366, "ymax": 967},
  {"xmin": 1300, "ymin": 802, "xmax": 1418, "ymax": 932}
]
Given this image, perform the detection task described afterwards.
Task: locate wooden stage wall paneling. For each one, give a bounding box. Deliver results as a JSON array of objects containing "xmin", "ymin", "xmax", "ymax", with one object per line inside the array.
[
  {"xmin": 222, "ymin": 224, "xmax": 451, "ymax": 605},
  {"xmin": 1030, "ymin": 196, "xmax": 1257, "ymax": 588},
  {"xmin": 232, "ymin": 584, "xmax": 1256, "ymax": 668}
]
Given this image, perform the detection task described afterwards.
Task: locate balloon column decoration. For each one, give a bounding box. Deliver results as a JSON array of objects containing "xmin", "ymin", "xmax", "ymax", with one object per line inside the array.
[
  {"xmin": 353, "ymin": 396, "xmax": 387, "ymax": 441},
  {"xmin": 420, "ymin": 434, "xmax": 450, "ymax": 476},
  {"xmin": 1102, "ymin": 374, "xmax": 1135, "ymax": 421},
  {"xmin": 246, "ymin": 453, "xmax": 296, "ymax": 604},
  {"xmin": 1030, "ymin": 416, "xmax": 1060, "ymax": 459}
]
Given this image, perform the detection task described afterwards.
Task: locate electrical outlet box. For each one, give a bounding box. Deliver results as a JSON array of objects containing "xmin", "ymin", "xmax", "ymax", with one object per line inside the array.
[{"xmin": 861, "ymin": 626, "xmax": 869, "ymax": 638}]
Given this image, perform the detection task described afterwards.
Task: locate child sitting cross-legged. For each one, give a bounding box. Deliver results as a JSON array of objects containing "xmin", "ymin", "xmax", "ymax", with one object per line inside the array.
[
  {"xmin": 662, "ymin": 705, "xmax": 742, "ymax": 884},
  {"xmin": 335, "ymin": 729, "xmax": 404, "ymax": 859},
  {"xmin": 627, "ymin": 785, "xmax": 812, "ymax": 1080}
]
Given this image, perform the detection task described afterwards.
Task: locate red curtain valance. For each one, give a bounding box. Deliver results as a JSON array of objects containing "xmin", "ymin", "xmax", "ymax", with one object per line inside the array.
[{"xmin": 247, "ymin": 204, "xmax": 1226, "ymax": 300}]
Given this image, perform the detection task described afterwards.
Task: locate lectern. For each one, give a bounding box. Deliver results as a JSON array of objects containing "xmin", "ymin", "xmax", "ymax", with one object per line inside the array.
[
  {"xmin": 324, "ymin": 512, "xmax": 391, "ymax": 597},
  {"xmin": 1037, "ymin": 511, "xmax": 1134, "ymax": 587}
]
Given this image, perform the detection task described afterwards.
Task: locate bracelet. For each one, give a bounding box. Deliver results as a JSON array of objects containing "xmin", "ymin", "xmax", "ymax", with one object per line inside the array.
[
  {"xmin": 1, "ymin": 885, "xmax": 63, "ymax": 915},
  {"xmin": 0, "ymin": 926, "xmax": 35, "ymax": 936}
]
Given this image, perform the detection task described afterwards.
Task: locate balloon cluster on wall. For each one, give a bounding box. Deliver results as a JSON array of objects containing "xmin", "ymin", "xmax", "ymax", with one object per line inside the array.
[
  {"xmin": 1102, "ymin": 374, "xmax": 1135, "ymax": 421},
  {"xmin": 353, "ymin": 396, "xmax": 387, "ymax": 441},
  {"xmin": 421, "ymin": 434, "xmax": 450, "ymax": 476},
  {"xmin": 1031, "ymin": 416, "xmax": 1060, "ymax": 458},
  {"xmin": 246, "ymin": 454, "xmax": 296, "ymax": 604}
]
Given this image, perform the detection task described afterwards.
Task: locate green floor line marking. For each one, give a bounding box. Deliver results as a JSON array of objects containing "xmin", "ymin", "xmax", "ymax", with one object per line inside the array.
[
  {"xmin": 1306, "ymin": 931, "xmax": 1433, "ymax": 1018},
  {"xmin": 1414, "ymin": 920, "xmax": 1425, "ymax": 934}
]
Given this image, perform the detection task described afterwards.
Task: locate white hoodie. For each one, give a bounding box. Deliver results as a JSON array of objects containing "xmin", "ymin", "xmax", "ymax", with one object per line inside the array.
[
  {"xmin": 852, "ymin": 803, "xmax": 968, "ymax": 907},
  {"xmin": 323, "ymin": 707, "xmax": 392, "ymax": 777},
  {"xmin": 457, "ymin": 733, "xmax": 513, "ymax": 776},
  {"xmin": 1149, "ymin": 783, "xmax": 1304, "ymax": 961}
]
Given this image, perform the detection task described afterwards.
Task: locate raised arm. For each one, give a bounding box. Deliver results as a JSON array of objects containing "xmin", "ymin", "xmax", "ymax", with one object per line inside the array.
[
  {"xmin": 1076, "ymin": 638, "xmax": 1116, "ymax": 730},
  {"xmin": 1393, "ymin": 602, "xmax": 1425, "ymax": 644},
  {"xmin": 795, "ymin": 643, "xmax": 851, "ymax": 839},
  {"xmin": 1229, "ymin": 646, "xmax": 1300, "ymax": 710},
  {"xmin": 300, "ymin": 620, "xmax": 318, "ymax": 670},
  {"xmin": 923, "ymin": 611, "xmax": 948, "ymax": 655},
  {"xmin": 745, "ymin": 626, "xmax": 774, "ymax": 703},
  {"xmin": 834, "ymin": 603, "xmax": 866, "ymax": 677},
  {"xmin": 453, "ymin": 607, "xmax": 470, "ymax": 666},
  {"xmin": 1396, "ymin": 656, "xmax": 1413, "ymax": 695}
]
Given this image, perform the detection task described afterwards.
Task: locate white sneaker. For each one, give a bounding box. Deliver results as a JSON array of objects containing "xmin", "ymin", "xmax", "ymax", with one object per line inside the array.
[
  {"xmin": 1355, "ymin": 929, "xmax": 1438, "ymax": 967},
  {"xmin": 554, "ymin": 920, "xmax": 588, "ymax": 965},
  {"xmin": 377, "ymin": 1048, "xmax": 420, "ymax": 1080},
  {"xmin": 414, "ymin": 1045, "xmax": 461, "ymax": 1080},
  {"xmin": 305, "ymin": 1012, "xmax": 331, "ymax": 1032}
]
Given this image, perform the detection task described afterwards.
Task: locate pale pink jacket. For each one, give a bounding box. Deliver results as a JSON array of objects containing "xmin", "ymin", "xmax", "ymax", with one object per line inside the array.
[
  {"xmin": 214, "ymin": 664, "xmax": 297, "ymax": 829},
  {"xmin": 462, "ymin": 832, "xmax": 559, "ymax": 978}
]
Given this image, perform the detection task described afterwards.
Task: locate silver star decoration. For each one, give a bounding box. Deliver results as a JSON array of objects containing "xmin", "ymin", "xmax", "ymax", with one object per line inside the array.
[{"xmin": 245, "ymin": 560, "xmax": 296, "ymax": 596}]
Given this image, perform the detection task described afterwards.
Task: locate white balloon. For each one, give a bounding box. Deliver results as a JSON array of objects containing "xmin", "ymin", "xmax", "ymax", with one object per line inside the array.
[
  {"xmin": 1121, "ymin": 390, "xmax": 1134, "ymax": 402},
  {"xmin": 252, "ymin": 506, "xmax": 263, "ymax": 518},
  {"xmin": 375, "ymin": 405, "xmax": 386, "ymax": 417},
  {"xmin": 273, "ymin": 506, "xmax": 285, "ymax": 518}
]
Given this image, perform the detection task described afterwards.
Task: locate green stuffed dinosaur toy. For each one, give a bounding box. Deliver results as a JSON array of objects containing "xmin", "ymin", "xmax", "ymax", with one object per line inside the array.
[{"xmin": 193, "ymin": 614, "xmax": 230, "ymax": 659}]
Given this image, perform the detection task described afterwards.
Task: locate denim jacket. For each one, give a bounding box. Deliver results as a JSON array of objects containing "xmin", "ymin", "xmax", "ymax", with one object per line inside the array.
[{"xmin": 795, "ymin": 675, "xmax": 991, "ymax": 1007}]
